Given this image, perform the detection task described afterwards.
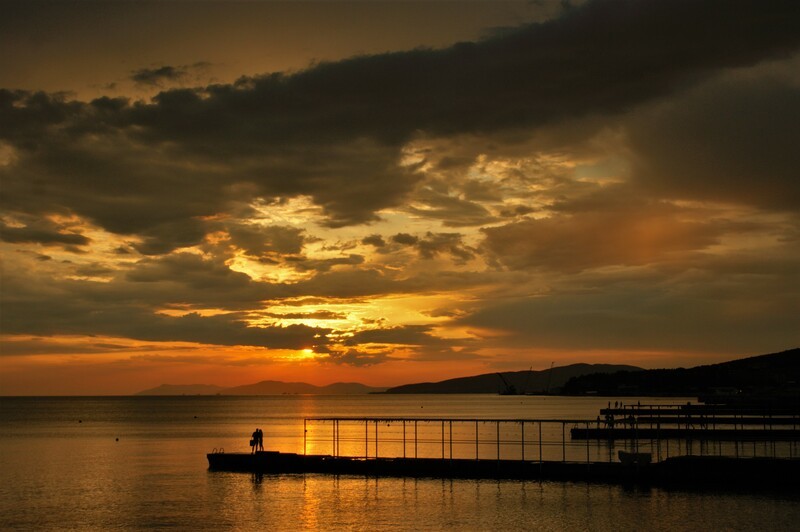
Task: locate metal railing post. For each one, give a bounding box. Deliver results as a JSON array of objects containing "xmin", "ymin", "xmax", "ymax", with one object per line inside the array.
[
  {"xmin": 539, "ymin": 421, "xmax": 543, "ymax": 466},
  {"xmin": 586, "ymin": 421, "xmax": 590, "ymax": 464},
  {"xmin": 441, "ymin": 421, "xmax": 445, "ymax": 459},
  {"xmin": 403, "ymin": 420, "xmax": 406, "ymax": 459},
  {"xmin": 475, "ymin": 421, "xmax": 479, "ymax": 460},
  {"xmin": 496, "ymin": 421, "xmax": 500, "ymax": 462},
  {"xmin": 449, "ymin": 421, "xmax": 453, "ymax": 460}
]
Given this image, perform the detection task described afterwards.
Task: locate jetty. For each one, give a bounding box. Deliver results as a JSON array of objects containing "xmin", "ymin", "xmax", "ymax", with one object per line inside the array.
[{"xmin": 208, "ymin": 406, "xmax": 800, "ymax": 488}]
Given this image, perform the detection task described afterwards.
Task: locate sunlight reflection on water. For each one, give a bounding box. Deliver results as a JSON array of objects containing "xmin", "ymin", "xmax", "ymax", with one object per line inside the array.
[{"xmin": 1, "ymin": 396, "xmax": 797, "ymax": 530}]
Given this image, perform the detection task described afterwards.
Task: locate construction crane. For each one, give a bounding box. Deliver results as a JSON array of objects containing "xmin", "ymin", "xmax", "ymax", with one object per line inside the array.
[
  {"xmin": 496, "ymin": 373, "xmax": 518, "ymax": 395},
  {"xmin": 544, "ymin": 362, "xmax": 555, "ymax": 395}
]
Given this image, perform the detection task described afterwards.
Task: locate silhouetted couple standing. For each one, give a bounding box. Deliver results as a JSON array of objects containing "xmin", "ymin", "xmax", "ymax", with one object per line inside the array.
[{"xmin": 251, "ymin": 428, "xmax": 264, "ymax": 453}]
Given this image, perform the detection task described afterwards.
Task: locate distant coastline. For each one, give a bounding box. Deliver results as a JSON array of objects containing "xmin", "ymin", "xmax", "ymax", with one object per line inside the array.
[{"xmin": 133, "ymin": 348, "xmax": 799, "ymax": 397}]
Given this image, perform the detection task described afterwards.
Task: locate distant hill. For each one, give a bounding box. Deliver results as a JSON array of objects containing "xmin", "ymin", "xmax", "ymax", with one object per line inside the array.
[
  {"xmin": 221, "ymin": 381, "xmax": 386, "ymax": 395},
  {"xmin": 135, "ymin": 384, "xmax": 226, "ymax": 396},
  {"xmin": 383, "ymin": 363, "xmax": 642, "ymax": 394},
  {"xmin": 135, "ymin": 381, "xmax": 385, "ymax": 396},
  {"xmin": 561, "ymin": 348, "xmax": 800, "ymax": 397}
]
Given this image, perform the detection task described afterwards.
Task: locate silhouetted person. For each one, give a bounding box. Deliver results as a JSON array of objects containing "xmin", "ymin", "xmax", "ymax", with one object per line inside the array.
[
  {"xmin": 257, "ymin": 428, "xmax": 264, "ymax": 451},
  {"xmin": 251, "ymin": 429, "xmax": 258, "ymax": 454}
]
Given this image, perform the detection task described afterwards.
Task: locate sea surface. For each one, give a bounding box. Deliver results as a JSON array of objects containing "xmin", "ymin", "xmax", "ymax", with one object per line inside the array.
[{"xmin": 1, "ymin": 395, "xmax": 798, "ymax": 531}]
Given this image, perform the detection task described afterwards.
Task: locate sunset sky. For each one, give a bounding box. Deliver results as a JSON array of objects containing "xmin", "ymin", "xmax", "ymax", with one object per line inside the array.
[{"xmin": 1, "ymin": 0, "xmax": 799, "ymax": 395}]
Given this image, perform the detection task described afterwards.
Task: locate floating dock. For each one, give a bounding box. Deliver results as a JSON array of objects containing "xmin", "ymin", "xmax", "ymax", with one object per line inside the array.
[{"xmin": 576, "ymin": 402, "xmax": 800, "ymax": 441}]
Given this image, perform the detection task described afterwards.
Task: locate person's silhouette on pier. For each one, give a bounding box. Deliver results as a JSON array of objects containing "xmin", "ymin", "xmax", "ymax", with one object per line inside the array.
[
  {"xmin": 251, "ymin": 429, "xmax": 258, "ymax": 454},
  {"xmin": 256, "ymin": 428, "xmax": 264, "ymax": 451}
]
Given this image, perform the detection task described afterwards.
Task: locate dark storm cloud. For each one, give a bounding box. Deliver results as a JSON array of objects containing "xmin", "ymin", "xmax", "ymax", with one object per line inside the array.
[
  {"xmin": 481, "ymin": 200, "xmax": 739, "ymax": 272},
  {"xmin": 1, "ymin": 244, "xmax": 502, "ymax": 351},
  {"xmin": 627, "ymin": 70, "xmax": 800, "ymax": 210},
  {"xmin": 0, "ymin": 219, "xmax": 90, "ymax": 247},
  {"xmin": 130, "ymin": 62, "xmax": 213, "ymax": 87},
  {"xmin": 320, "ymin": 347, "xmax": 394, "ymax": 367},
  {"xmin": 130, "ymin": 0, "xmax": 795, "ymax": 145},
  {"xmin": 294, "ymin": 267, "xmax": 499, "ymax": 300},
  {"xmin": 131, "ymin": 66, "xmax": 187, "ymax": 87},
  {"xmin": 263, "ymin": 310, "xmax": 348, "ymax": 321},
  {"xmin": 406, "ymin": 192, "xmax": 495, "ymax": 227},
  {"xmin": 122, "ymin": 312, "xmax": 327, "ymax": 350},
  {"xmin": 1, "ymin": 264, "xmax": 326, "ymax": 351},
  {"xmin": 344, "ymin": 325, "xmax": 440, "ymax": 346},
  {"xmin": 225, "ymin": 224, "xmax": 306, "ymax": 257},
  {"xmin": 392, "ymin": 233, "xmax": 419, "ymax": 246},
  {"xmin": 361, "ymin": 234, "xmax": 386, "ymax": 248},
  {"xmin": 459, "ymin": 263, "xmax": 800, "ymax": 354},
  {"xmin": 416, "ymin": 233, "xmax": 476, "ymax": 262},
  {"xmin": 342, "ymin": 324, "xmax": 482, "ymax": 362},
  {"xmin": 2, "ymin": 0, "xmax": 798, "ymax": 249},
  {"xmin": 344, "ymin": 325, "xmax": 481, "ymax": 361},
  {"xmin": 287, "ymin": 254, "xmax": 365, "ymax": 273},
  {"xmin": 133, "ymin": 219, "xmax": 209, "ymax": 255},
  {"xmin": 386, "ymin": 232, "xmax": 476, "ymax": 263}
]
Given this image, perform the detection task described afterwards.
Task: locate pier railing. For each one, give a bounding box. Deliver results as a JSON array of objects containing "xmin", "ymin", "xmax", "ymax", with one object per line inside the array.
[
  {"xmin": 304, "ymin": 417, "xmax": 653, "ymax": 464},
  {"xmin": 302, "ymin": 414, "xmax": 800, "ymax": 464}
]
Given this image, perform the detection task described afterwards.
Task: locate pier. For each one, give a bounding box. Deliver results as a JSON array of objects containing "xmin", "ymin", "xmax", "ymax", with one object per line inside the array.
[{"xmin": 207, "ymin": 408, "xmax": 800, "ymax": 488}]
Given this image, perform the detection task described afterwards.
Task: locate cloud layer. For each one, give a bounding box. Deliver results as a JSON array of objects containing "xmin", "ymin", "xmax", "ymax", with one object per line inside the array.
[{"xmin": 1, "ymin": 0, "xmax": 799, "ymax": 389}]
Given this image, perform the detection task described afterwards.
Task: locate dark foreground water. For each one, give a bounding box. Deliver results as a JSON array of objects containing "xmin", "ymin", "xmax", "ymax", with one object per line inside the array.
[{"xmin": 1, "ymin": 395, "xmax": 798, "ymax": 530}]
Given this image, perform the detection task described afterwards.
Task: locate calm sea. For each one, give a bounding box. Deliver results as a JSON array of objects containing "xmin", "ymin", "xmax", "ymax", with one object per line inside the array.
[{"xmin": 1, "ymin": 395, "xmax": 797, "ymax": 530}]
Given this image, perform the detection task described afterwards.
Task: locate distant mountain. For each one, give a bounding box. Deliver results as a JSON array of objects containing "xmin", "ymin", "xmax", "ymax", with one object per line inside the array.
[
  {"xmin": 221, "ymin": 381, "xmax": 386, "ymax": 395},
  {"xmin": 561, "ymin": 348, "xmax": 800, "ymax": 397},
  {"xmin": 383, "ymin": 363, "xmax": 642, "ymax": 394},
  {"xmin": 135, "ymin": 380, "xmax": 385, "ymax": 396},
  {"xmin": 134, "ymin": 349, "xmax": 799, "ymax": 397},
  {"xmin": 135, "ymin": 384, "xmax": 226, "ymax": 396}
]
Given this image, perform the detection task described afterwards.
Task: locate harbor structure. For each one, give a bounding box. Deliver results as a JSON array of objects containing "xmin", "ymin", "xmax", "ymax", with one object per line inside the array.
[{"xmin": 208, "ymin": 402, "xmax": 800, "ymax": 488}]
